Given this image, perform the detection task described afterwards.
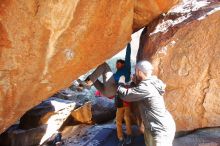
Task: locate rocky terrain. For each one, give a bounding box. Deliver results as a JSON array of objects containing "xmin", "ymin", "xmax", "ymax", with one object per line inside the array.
[
  {"xmin": 0, "ymin": 0, "xmax": 220, "ymax": 145},
  {"xmin": 0, "ymin": 0, "xmax": 178, "ymax": 133},
  {"xmin": 137, "ymin": 0, "xmax": 220, "ymax": 131}
]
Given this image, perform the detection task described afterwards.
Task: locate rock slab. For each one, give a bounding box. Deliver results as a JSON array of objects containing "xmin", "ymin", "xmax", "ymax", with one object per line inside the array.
[
  {"xmin": 137, "ymin": 0, "xmax": 220, "ymax": 131},
  {"xmin": 0, "ymin": 0, "xmax": 178, "ymax": 133}
]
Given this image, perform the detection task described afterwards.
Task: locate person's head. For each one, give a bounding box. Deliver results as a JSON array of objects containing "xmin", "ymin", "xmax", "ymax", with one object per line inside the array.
[
  {"xmin": 116, "ymin": 59, "xmax": 125, "ymax": 70},
  {"xmin": 135, "ymin": 60, "xmax": 153, "ymax": 81}
]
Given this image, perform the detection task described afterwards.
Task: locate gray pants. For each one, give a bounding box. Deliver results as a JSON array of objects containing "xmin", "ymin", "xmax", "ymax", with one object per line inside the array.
[
  {"xmin": 89, "ymin": 62, "xmax": 117, "ymax": 97},
  {"xmin": 144, "ymin": 129, "xmax": 175, "ymax": 146},
  {"xmin": 144, "ymin": 119, "xmax": 176, "ymax": 146}
]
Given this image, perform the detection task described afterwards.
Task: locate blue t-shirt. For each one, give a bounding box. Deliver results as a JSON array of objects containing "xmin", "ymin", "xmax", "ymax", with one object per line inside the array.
[{"xmin": 113, "ymin": 43, "xmax": 131, "ymax": 84}]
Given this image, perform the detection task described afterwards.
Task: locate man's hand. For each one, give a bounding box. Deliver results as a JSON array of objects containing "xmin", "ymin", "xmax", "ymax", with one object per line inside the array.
[
  {"xmin": 132, "ymin": 74, "xmax": 137, "ymax": 84},
  {"xmin": 131, "ymin": 74, "xmax": 141, "ymax": 85},
  {"xmin": 117, "ymin": 75, "xmax": 126, "ymax": 92},
  {"xmin": 118, "ymin": 75, "xmax": 125, "ymax": 84}
]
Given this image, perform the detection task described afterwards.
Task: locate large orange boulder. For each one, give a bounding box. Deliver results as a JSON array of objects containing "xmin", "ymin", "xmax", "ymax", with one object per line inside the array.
[
  {"xmin": 0, "ymin": 0, "xmax": 133, "ymax": 133},
  {"xmin": 138, "ymin": 0, "xmax": 220, "ymax": 131},
  {"xmin": 0, "ymin": 0, "xmax": 179, "ymax": 133},
  {"xmin": 133, "ymin": 0, "xmax": 179, "ymax": 31}
]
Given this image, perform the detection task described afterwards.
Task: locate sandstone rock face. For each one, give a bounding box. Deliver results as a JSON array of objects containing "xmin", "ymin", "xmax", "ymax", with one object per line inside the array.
[
  {"xmin": 137, "ymin": 0, "xmax": 220, "ymax": 131},
  {"xmin": 0, "ymin": 0, "xmax": 179, "ymax": 133},
  {"xmin": 173, "ymin": 128, "xmax": 220, "ymax": 146},
  {"xmin": 3, "ymin": 95, "xmax": 115, "ymax": 145},
  {"xmin": 92, "ymin": 97, "xmax": 116, "ymax": 124},
  {"xmin": 71, "ymin": 102, "xmax": 93, "ymax": 124},
  {"xmin": 19, "ymin": 98, "xmax": 78, "ymax": 130},
  {"xmin": 22, "ymin": 98, "xmax": 76, "ymax": 145},
  {"xmin": 0, "ymin": 125, "xmax": 48, "ymax": 146},
  {"xmin": 0, "ymin": 0, "xmax": 134, "ymax": 133},
  {"xmin": 133, "ymin": 0, "xmax": 179, "ymax": 32}
]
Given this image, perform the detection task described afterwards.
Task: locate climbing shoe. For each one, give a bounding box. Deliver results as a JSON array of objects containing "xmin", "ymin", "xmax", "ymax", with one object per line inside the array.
[
  {"xmin": 118, "ymin": 139, "xmax": 124, "ymax": 146},
  {"xmin": 125, "ymin": 135, "xmax": 132, "ymax": 145}
]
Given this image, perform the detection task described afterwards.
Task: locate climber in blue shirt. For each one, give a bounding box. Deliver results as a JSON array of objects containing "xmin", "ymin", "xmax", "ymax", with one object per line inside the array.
[
  {"xmin": 83, "ymin": 43, "xmax": 131, "ymax": 97},
  {"xmin": 114, "ymin": 43, "xmax": 131, "ymax": 84},
  {"xmin": 83, "ymin": 43, "xmax": 132, "ymax": 146}
]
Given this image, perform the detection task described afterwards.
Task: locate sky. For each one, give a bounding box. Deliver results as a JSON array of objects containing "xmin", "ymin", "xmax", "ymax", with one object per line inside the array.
[
  {"xmin": 106, "ymin": 28, "xmax": 144, "ymax": 75},
  {"xmin": 112, "ymin": 28, "xmax": 143, "ymax": 63}
]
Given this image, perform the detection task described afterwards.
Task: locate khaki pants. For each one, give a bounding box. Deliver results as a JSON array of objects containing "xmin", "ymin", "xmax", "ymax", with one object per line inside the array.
[{"xmin": 116, "ymin": 106, "xmax": 132, "ymax": 140}]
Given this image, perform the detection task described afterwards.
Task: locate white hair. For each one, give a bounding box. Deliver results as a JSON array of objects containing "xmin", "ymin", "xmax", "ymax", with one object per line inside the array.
[{"xmin": 136, "ymin": 60, "xmax": 153, "ymax": 75}]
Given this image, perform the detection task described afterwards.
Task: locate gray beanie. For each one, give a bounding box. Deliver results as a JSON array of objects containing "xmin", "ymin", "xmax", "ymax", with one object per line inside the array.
[{"xmin": 136, "ymin": 60, "xmax": 153, "ymax": 74}]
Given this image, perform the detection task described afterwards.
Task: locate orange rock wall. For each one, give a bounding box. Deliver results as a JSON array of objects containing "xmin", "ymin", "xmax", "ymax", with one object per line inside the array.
[
  {"xmin": 133, "ymin": 0, "xmax": 179, "ymax": 31},
  {"xmin": 138, "ymin": 1, "xmax": 220, "ymax": 131},
  {"xmin": 0, "ymin": 0, "xmax": 178, "ymax": 133},
  {"xmin": 0, "ymin": 0, "xmax": 134, "ymax": 133}
]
